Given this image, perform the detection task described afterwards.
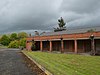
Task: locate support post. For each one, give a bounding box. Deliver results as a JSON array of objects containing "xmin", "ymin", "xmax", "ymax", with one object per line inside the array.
[
  {"xmin": 50, "ymin": 41, "xmax": 52, "ymax": 52},
  {"xmin": 61, "ymin": 39, "xmax": 64, "ymax": 53},
  {"xmin": 74, "ymin": 40, "xmax": 77, "ymax": 53},
  {"xmin": 40, "ymin": 41, "xmax": 43, "ymax": 51},
  {"xmin": 90, "ymin": 34, "xmax": 95, "ymax": 55},
  {"xmin": 91, "ymin": 38, "xmax": 95, "ymax": 55}
]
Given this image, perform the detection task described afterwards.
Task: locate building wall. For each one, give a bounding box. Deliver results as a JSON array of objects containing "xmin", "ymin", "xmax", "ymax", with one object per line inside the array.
[
  {"xmin": 64, "ymin": 40, "xmax": 74, "ymax": 52},
  {"xmin": 26, "ymin": 42, "xmax": 32, "ymax": 50},
  {"xmin": 33, "ymin": 31, "xmax": 100, "ymax": 41},
  {"xmin": 35, "ymin": 41, "xmax": 40, "ymax": 50},
  {"xmin": 84, "ymin": 40, "xmax": 91, "ymax": 52},
  {"xmin": 26, "ymin": 31, "xmax": 100, "ymax": 53},
  {"xmin": 42, "ymin": 41, "xmax": 49, "ymax": 51},
  {"xmin": 26, "ymin": 37, "xmax": 33, "ymax": 50},
  {"xmin": 95, "ymin": 39, "xmax": 100, "ymax": 54},
  {"xmin": 52, "ymin": 41, "xmax": 61, "ymax": 51}
]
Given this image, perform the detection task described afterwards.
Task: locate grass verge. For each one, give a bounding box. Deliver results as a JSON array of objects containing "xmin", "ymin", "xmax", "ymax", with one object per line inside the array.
[
  {"xmin": 22, "ymin": 50, "xmax": 100, "ymax": 75},
  {"xmin": 0, "ymin": 46, "xmax": 8, "ymax": 48}
]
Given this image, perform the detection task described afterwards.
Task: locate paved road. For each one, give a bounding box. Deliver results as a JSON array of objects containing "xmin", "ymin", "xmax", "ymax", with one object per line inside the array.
[{"xmin": 0, "ymin": 48, "xmax": 37, "ymax": 75}]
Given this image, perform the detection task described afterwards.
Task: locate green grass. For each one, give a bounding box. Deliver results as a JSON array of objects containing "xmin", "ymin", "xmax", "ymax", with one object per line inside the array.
[
  {"xmin": 0, "ymin": 46, "xmax": 8, "ymax": 48},
  {"xmin": 22, "ymin": 51, "xmax": 100, "ymax": 75}
]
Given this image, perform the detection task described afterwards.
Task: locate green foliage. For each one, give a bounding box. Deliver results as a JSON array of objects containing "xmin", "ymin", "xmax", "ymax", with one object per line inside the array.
[
  {"xmin": 19, "ymin": 38, "xmax": 26, "ymax": 48},
  {"xmin": 8, "ymin": 40, "xmax": 19, "ymax": 48},
  {"xmin": 0, "ymin": 32, "xmax": 28, "ymax": 48},
  {"xmin": 0, "ymin": 35, "xmax": 10, "ymax": 46},
  {"xmin": 54, "ymin": 17, "xmax": 66, "ymax": 32},
  {"xmin": 87, "ymin": 29, "xmax": 95, "ymax": 32},
  {"xmin": 31, "ymin": 41, "xmax": 36, "ymax": 50},
  {"xmin": 10, "ymin": 33, "xmax": 18, "ymax": 41},
  {"xmin": 18, "ymin": 32, "xmax": 28, "ymax": 39},
  {"xmin": 9, "ymin": 32, "xmax": 27, "ymax": 48},
  {"xmin": 0, "ymin": 46, "xmax": 8, "ymax": 48},
  {"xmin": 58, "ymin": 17, "xmax": 66, "ymax": 28}
]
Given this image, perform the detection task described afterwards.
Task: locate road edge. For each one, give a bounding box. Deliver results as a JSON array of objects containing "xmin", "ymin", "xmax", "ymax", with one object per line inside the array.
[{"xmin": 21, "ymin": 50, "xmax": 53, "ymax": 75}]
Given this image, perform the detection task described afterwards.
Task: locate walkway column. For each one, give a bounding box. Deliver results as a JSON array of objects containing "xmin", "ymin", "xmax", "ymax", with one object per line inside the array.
[
  {"xmin": 74, "ymin": 40, "xmax": 77, "ymax": 53},
  {"xmin": 91, "ymin": 38, "xmax": 95, "ymax": 55},
  {"xmin": 61, "ymin": 39, "xmax": 64, "ymax": 53},
  {"xmin": 49, "ymin": 41, "xmax": 52, "ymax": 52},
  {"xmin": 40, "ymin": 41, "xmax": 43, "ymax": 51}
]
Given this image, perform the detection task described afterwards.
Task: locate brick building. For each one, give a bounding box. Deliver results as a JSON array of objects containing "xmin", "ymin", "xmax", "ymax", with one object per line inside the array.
[{"xmin": 26, "ymin": 27, "xmax": 100, "ymax": 54}]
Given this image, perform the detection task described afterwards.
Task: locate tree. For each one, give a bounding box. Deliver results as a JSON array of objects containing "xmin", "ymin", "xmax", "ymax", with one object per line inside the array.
[
  {"xmin": 19, "ymin": 38, "xmax": 26, "ymax": 48},
  {"xmin": 87, "ymin": 29, "xmax": 95, "ymax": 33},
  {"xmin": 10, "ymin": 33, "xmax": 18, "ymax": 41},
  {"xmin": 18, "ymin": 32, "xmax": 28, "ymax": 39},
  {"xmin": 8, "ymin": 40, "xmax": 19, "ymax": 48},
  {"xmin": 58, "ymin": 17, "xmax": 66, "ymax": 28},
  {"xmin": 0, "ymin": 35, "xmax": 10, "ymax": 46},
  {"xmin": 54, "ymin": 17, "xmax": 66, "ymax": 32}
]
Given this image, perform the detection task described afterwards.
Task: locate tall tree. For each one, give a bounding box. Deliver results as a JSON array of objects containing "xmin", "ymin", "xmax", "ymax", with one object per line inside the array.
[
  {"xmin": 87, "ymin": 29, "xmax": 95, "ymax": 33},
  {"xmin": 0, "ymin": 35, "xmax": 10, "ymax": 46},
  {"xmin": 54, "ymin": 17, "xmax": 66, "ymax": 32},
  {"xmin": 10, "ymin": 33, "xmax": 18, "ymax": 41},
  {"xmin": 58, "ymin": 17, "xmax": 66, "ymax": 29},
  {"xmin": 18, "ymin": 32, "xmax": 28, "ymax": 39},
  {"xmin": 19, "ymin": 38, "xmax": 26, "ymax": 48}
]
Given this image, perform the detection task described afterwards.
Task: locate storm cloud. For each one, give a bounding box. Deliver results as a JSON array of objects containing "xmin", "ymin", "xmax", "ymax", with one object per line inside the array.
[{"xmin": 0, "ymin": 0, "xmax": 100, "ymax": 33}]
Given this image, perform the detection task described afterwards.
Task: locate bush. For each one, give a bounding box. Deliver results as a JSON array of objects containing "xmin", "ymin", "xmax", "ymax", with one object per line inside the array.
[
  {"xmin": 10, "ymin": 33, "xmax": 18, "ymax": 41},
  {"xmin": 18, "ymin": 32, "xmax": 28, "ymax": 39},
  {"xmin": 8, "ymin": 40, "xmax": 19, "ymax": 48},
  {"xmin": 19, "ymin": 38, "xmax": 26, "ymax": 48},
  {"xmin": 31, "ymin": 41, "xmax": 36, "ymax": 51},
  {"xmin": 0, "ymin": 35, "xmax": 10, "ymax": 46}
]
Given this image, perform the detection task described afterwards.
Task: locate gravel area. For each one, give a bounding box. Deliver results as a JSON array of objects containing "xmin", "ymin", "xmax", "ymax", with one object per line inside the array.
[{"xmin": 0, "ymin": 48, "xmax": 37, "ymax": 75}]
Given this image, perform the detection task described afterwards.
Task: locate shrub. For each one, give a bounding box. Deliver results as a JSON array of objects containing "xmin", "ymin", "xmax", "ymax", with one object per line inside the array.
[
  {"xmin": 8, "ymin": 40, "xmax": 19, "ymax": 48},
  {"xmin": 31, "ymin": 41, "xmax": 36, "ymax": 51},
  {"xmin": 0, "ymin": 35, "xmax": 10, "ymax": 46},
  {"xmin": 19, "ymin": 38, "xmax": 26, "ymax": 48},
  {"xmin": 10, "ymin": 33, "xmax": 18, "ymax": 41}
]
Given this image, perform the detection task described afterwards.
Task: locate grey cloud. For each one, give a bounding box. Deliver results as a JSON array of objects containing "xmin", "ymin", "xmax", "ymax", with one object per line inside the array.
[
  {"xmin": 59, "ymin": 0, "xmax": 100, "ymax": 29},
  {"xmin": 67, "ymin": 12, "xmax": 100, "ymax": 29},
  {"xmin": 0, "ymin": 0, "xmax": 100, "ymax": 33},
  {"xmin": 61, "ymin": 0, "xmax": 100, "ymax": 13},
  {"xmin": 0, "ymin": 0, "xmax": 60, "ymax": 33}
]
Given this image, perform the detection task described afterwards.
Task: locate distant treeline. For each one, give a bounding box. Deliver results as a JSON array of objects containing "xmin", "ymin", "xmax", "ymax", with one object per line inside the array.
[{"xmin": 0, "ymin": 32, "xmax": 28, "ymax": 48}]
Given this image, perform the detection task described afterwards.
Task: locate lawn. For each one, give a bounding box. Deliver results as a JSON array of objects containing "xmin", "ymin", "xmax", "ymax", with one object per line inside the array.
[
  {"xmin": 22, "ymin": 51, "xmax": 100, "ymax": 75},
  {"xmin": 0, "ymin": 46, "xmax": 8, "ymax": 48}
]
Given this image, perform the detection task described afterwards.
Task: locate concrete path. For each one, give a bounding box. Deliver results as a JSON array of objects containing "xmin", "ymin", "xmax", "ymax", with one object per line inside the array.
[{"xmin": 0, "ymin": 48, "xmax": 37, "ymax": 75}]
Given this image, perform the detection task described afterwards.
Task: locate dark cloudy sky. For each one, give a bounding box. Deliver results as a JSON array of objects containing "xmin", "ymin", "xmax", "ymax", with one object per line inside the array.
[{"xmin": 0, "ymin": 0, "xmax": 100, "ymax": 33}]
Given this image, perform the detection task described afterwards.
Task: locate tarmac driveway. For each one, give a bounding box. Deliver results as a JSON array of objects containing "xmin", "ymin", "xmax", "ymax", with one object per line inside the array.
[{"xmin": 0, "ymin": 48, "xmax": 37, "ymax": 75}]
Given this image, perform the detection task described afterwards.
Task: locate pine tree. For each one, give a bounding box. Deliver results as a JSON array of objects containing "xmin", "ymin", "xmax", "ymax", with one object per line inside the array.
[
  {"xmin": 54, "ymin": 17, "xmax": 66, "ymax": 32},
  {"xmin": 58, "ymin": 17, "xmax": 66, "ymax": 29}
]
